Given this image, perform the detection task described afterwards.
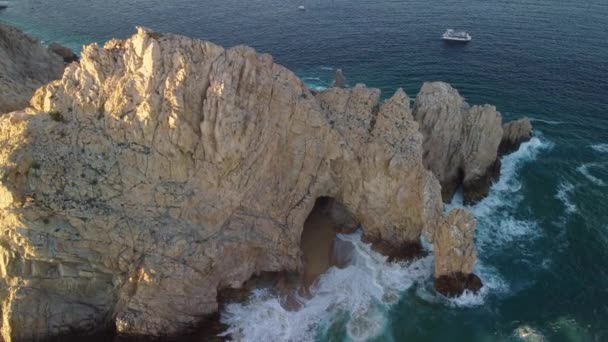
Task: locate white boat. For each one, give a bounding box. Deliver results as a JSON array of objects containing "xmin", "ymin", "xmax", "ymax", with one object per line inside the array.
[
  {"xmin": 298, "ymin": 5, "xmax": 306, "ymax": 10},
  {"xmin": 442, "ymin": 29, "xmax": 472, "ymax": 42}
]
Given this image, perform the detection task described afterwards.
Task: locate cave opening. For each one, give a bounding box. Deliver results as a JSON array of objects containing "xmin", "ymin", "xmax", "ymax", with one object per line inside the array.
[{"xmin": 300, "ymin": 196, "xmax": 359, "ymax": 288}]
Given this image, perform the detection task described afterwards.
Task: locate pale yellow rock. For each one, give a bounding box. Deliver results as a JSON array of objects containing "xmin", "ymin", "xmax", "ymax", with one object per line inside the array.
[{"xmin": 0, "ymin": 27, "xmax": 477, "ymax": 340}]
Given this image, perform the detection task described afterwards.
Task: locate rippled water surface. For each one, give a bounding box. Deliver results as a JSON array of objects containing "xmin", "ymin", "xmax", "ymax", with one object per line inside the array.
[{"xmin": 2, "ymin": 0, "xmax": 608, "ymax": 340}]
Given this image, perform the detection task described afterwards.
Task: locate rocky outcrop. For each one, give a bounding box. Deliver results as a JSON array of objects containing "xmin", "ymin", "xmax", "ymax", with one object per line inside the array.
[
  {"xmin": 0, "ymin": 27, "xmax": 477, "ymax": 341},
  {"xmin": 332, "ymin": 68, "xmax": 346, "ymax": 88},
  {"xmin": 499, "ymin": 117, "xmax": 532, "ymax": 156},
  {"xmin": 0, "ymin": 24, "xmax": 73, "ymax": 113},
  {"xmin": 48, "ymin": 42, "xmax": 80, "ymax": 64},
  {"xmin": 413, "ymin": 82, "xmax": 504, "ymax": 203},
  {"xmin": 433, "ymin": 209, "xmax": 482, "ymax": 296}
]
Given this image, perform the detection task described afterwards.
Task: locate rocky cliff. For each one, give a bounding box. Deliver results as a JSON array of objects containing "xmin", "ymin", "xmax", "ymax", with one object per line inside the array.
[
  {"xmin": 413, "ymin": 82, "xmax": 532, "ymax": 204},
  {"xmin": 0, "ymin": 24, "xmax": 74, "ymax": 114},
  {"xmin": 0, "ymin": 27, "xmax": 484, "ymax": 341}
]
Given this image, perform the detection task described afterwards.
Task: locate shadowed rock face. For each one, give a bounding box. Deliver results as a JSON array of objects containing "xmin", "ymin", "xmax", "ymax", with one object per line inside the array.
[
  {"xmin": 48, "ymin": 42, "xmax": 80, "ymax": 64},
  {"xmin": 0, "ymin": 27, "xmax": 473, "ymax": 341},
  {"xmin": 0, "ymin": 24, "xmax": 71, "ymax": 113}
]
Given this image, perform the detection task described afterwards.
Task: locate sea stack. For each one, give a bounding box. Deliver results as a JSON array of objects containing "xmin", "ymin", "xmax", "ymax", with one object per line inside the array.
[
  {"xmin": 412, "ymin": 82, "xmax": 533, "ymax": 204},
  {"xmin": 332, "ymin": 68, "xmax": 347, "ymax": 88},
  {"xmin": 433, "ymin": 209, "xmax": 482, "ymax": 297}
]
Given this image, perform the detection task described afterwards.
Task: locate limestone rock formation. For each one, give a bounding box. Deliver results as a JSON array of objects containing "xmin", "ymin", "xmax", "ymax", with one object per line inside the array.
[
  {"xmin": 0, "ymin": 24, "xmax": 71, "ymax": 113},
  {"xmin": 0, "ymin": 27, "xmax": 473, "ymax": 341},
  {"xmin": 499, "ymin": 117, "xmax": 533, "ymax": 156},
  {"xmin": 332, "ymin": 68, "xmax": 346, "ymax": 88},
  {"xmin": 433, "ymin": 208, "xmax": 481, "ymax": 297},
  {"xmin": 413, "ymin": 82, "xmax": 504, "ymax": 203}
]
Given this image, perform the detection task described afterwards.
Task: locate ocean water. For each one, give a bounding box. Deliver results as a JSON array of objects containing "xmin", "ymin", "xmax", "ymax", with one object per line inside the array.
[{"xmin": 2, "ymin": 0, "xmax": 608, "ymax": 341}]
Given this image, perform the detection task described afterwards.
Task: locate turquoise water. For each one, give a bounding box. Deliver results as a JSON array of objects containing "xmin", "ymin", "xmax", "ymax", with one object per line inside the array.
[{"xmin": 2, "ymin": 0, "xmax": 608, "ymax": 341}]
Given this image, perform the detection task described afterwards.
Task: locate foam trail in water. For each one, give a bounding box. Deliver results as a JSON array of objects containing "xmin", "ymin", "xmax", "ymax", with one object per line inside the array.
[
  {"xmin": 529, "ymin": 117, "xmax": 566, "ymax": 125},
  {"xmin": 555, "ymin": 181, "xmax": 577, "ymax": 214},
  {"xmin": 220, "ymin": 231, "xmax": 433, "ymax": 342},
  {"xmin": 590, "ymin": 143, "xmax": 608, "ymax": 153},
  {"xmin": 576, "ymin": 163, "xmax": 606, "ymax": 186}
]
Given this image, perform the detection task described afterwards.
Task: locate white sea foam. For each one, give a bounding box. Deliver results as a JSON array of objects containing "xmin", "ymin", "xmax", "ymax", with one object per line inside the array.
[
  {"xmin": 221, "ymin": 136, "xmax": 552, "ymax": 340},
  {"xmin": 555, "ymin": 181, "xmax": 577, "ymax": 214},
  {"xmin": 576, "ymin": 163, "xmax": 606, "ymax": 186},
  {"xmin": 466, "ymin": 137, "xmax": 552, "ymax": 251},
  {"xmin": 301, "ymin": 76, "xmax": 329, "ymax": 91},
  {"xmin": 514, "ymin": 325, "xmax": 546, "ymax": 342},
  {"xmin": 590, "ymin": 143, "xmax": 608, "ymax": 153},
  {"xmin": 529, "ymin": 118, "xmax": 566, "ymax": 125},
  {"xmin": 220, "ymin": 231, "xmax": 433, "ymax": 342},
  {"xmin": 440, "ymin": 136, "xmax": 552, "ymax": 304}
]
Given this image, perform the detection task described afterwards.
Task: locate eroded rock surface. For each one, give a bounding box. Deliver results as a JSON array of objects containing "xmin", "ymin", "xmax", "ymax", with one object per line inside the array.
[
  {"xmin": 413, "ymin": 82, "xmax": 504, "ymax": 203},
  {"xmin": 0, "ymin": 24, "xmax": 71, "ymax": 113},
  {"xmin": 0, "ymin": 27, "xmax": 471, "ymax": 341},
  {"xmin": 433, "ymin": 208, "xmax": 482, "ymax": 297},
  {"xmin": 499, "ymin": 117, "xmax": 533, "ymax": 156}
]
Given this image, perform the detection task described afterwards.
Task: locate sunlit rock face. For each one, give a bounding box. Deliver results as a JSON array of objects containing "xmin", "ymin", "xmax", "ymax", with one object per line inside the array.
[
  {"xmin": 0, "ymin": 27, "xmax": 478, "ymax": 340},
  {"xmin": 0, "ymin": 24, "xmax": 69, "ymax": 113}
]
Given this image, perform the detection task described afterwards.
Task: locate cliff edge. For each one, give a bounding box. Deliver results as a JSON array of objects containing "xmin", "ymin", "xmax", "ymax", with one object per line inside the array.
[{"xmin": 0, "ymin": 27, "xmax": 487, "ymax": 340}]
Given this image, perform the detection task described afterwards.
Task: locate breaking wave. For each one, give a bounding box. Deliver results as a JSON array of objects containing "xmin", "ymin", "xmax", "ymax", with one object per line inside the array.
[
  {"xmin": 450, "ymin": 137, "xmax": 553, "ymax": 252},
  {"xmin": 221, "ymin": 231, "xmax": 433, "ymax": 342},
  {"xmin": 444, "ymin": 136, "xmax": 552, "ymax": 302},
  {"xmin": 221, "ymin": 136, "xmax": 552, "ymax": 341}
]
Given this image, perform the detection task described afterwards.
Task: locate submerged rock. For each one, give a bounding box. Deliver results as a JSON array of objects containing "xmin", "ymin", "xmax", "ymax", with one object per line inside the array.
[
  {"xmin": 433, "ymin": 209, "xmax": 482, "ymax": 296},
  {"xmin": 499, "ymin": 117, "xmax": 533, "ymax": 156},
  {"xmin": 0, "ymin": 27, "xmax": 464, "ymax": 341},
  {"xmin": 0, "ymin": 24, "xmax": 68, "ymax": 113}
]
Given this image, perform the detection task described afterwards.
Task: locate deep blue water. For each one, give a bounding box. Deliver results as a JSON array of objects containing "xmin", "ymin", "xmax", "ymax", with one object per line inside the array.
[{"xmin": 2, "ymin": 0, "xmax": 608, "ymax": 341}]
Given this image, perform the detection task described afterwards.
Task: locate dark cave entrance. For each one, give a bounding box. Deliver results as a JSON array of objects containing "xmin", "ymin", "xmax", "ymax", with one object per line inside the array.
[{"xmin": 300, "ymin": 197, "xmax": 359, "ymax": 288}]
